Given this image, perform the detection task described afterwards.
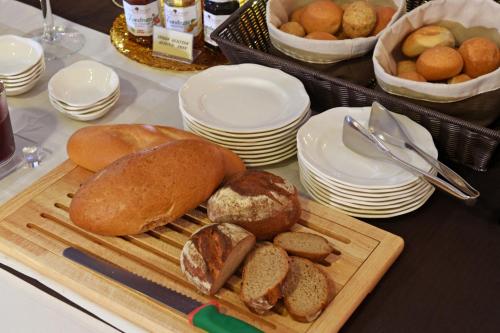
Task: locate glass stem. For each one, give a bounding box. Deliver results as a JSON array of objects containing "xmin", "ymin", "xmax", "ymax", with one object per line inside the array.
[{"xmin": 40, "ymin": 0, "xmax": 56, "ymax": 42}]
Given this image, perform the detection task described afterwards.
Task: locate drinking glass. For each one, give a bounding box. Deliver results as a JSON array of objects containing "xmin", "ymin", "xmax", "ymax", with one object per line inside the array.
[
  {"xmin": 26, "ymin": 0, "xmax": 85, "ymax": 61},
  {"xmin": 0, "ymin": 83, "xmax": 16, "ymax": 167}
]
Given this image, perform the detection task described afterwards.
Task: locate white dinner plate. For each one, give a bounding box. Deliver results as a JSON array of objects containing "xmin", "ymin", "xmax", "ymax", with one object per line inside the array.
[
  {"xmin": 302, "ymin": 173, "xmax": 435, "ymax": 217},
  {"xmin": 298, "ymin": 155, "xmax": 429, "ymax": 195},
  {"xmin": 0, "ymin": 35, "xmax": 43, "ymax": 76},
  {"xmin": 180, "ymin": 103, "xmax": 311, "ymax": 138},
  {"xmin": 245, "ymin": 150, "xmax": 297, "ymax": 167},
  {"xmin": 184, "ymin": 121, "xmax": 299, "ymax": 149},
  {"xmin": 48, "ymin": 60, "xmax": 119, "ymax": 107},
  {"xmin": 305, "ymin": 181, "xmax": 435, "ymax": 218},
  {"xmin": 297, "ymin": 107, "xmax": 437, "ymax": 189},
  {"xmin": 300, "ymin": 164, "xmax": 432, "ymax": 202},
  {"xmin": 301, "ymin": 169, "xmax": 433, "ymax": 208},
  {"xmin": 179, "ymin": 64, "xmax": 310, "ymax": 133}
]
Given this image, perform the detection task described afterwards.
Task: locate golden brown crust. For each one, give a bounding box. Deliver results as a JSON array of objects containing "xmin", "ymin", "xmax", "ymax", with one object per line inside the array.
[
  {"xmin": 416, "ymin": 46, "xmax": 463, "ymax": 81},
  {"xmin": 458, "ymin": 37, "xmax": 500, "ymax": 78},
  {"xmin": 280, "ymin": 22, "xmax": 306, "ymax": 37},
  {"xmin": 66, "ymin": 124, "xmax": 245, "ymax": 179},
  {"xmin": 402, "ymin": 25, "xmax": 455, "ymax": 58},
  {"xmin": 273, "ymin": 232, "xmax": 333, "ymax": 262},
  {"xmin": 342, "ymin": 1, "xmax": 377, "ymax": 38},
  {"xmin": 69, "ymin": 140, "xmax": 226, "ymax": 236},
  {"xmin": 300, "ymin": 0, "xmax": 343, "ymax": 34}
]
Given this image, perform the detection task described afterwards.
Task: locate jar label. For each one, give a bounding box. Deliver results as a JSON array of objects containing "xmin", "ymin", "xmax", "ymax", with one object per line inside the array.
[
  {"xmin": 123, "ymin": 1, "xmax": 160, "ymax": 37},
  {"xmin": 203, "ymin": 12, "xmax": 230, "ymax": 46},
  {"xmin": 165, "ymin": 2, "xmax": 202, "ymax": 36}
]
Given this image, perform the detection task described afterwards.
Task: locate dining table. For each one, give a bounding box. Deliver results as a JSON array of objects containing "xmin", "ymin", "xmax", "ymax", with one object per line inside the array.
[{"xmin": 0, "ymin": 0, "xmax": 499, "ymax": 332}]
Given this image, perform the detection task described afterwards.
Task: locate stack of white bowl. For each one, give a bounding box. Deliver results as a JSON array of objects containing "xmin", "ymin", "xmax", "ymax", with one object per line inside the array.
[
  {"xmin": 0, "ymin": 35, "xmax": 45, "ymax": 96},
  {"xmin": 179, "ymin": 64, "xmax": 311, "ymax": 167},
  {"xmin": 48, "ymin": 60, "xmax": 119, "ymax": 121},
  {"xmin": 297, "ymin": 107, "xmax": 437, "ymax": 218}
]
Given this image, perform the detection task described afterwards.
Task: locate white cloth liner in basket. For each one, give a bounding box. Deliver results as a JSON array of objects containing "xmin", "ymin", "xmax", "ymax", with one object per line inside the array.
[
  {"xmin": 373, "ymin": 0, "xmax": 500, "ymax": 103},
  {"xmin": 267, "ymin": 0, "xmax": 406, "ymax": 64}
]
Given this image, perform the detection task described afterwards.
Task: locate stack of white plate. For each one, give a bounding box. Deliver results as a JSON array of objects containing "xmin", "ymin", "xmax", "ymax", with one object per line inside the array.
[
  {"xmin": 48, "ymin": 60, "xmax": 119, "ymax": 121},
  {"xmin": 297, "ymin": 107, "xmax": 437, "ymax": 218},
  {"xmin": 179, "ymin": 64, "xmax": 310, "ymax": 167},
  {"xmin": 0, "ymin": 35, "xmax": 45, "ymax": 96}
]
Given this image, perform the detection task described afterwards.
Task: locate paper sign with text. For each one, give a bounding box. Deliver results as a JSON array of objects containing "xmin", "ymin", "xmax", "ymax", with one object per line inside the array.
[{"xmin": 153, "ymin": 26, "xmax": 194, "ymax": 63}]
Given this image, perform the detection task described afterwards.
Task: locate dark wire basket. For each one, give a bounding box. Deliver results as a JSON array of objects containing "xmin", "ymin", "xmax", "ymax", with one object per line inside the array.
[{"xmin": 212, "ymin": 0, "xmax": 500, "ymax": 171}]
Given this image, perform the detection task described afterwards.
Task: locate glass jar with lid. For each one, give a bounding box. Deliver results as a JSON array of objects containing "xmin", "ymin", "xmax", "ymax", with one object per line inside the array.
[
  {"xmin": 203, "ymin": 0, "xmax": 239, "ymax": 48},
  {"xmin": 123, "ymin": 0, "xmax": 161, "ymax": 47}
]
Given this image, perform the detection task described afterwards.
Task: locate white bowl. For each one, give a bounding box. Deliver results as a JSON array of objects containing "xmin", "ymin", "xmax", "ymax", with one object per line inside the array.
[
  {"xmin": 266, "ymin": 0, "xmax": 406, "ymax": 64},
  {"xmin": 0, "ymin": 57, "xmax": 45, "ymax": 81},
  {"xmin": 48, "ymin": 60, "xmax": 119, "ymax": 107},
  {"xmin": 4, "ymin": 78, "xmax": 41, "ymax": 96},
  {"xmin": 0, "ymin": 35, "xmax": 44, "ymax": 76}
]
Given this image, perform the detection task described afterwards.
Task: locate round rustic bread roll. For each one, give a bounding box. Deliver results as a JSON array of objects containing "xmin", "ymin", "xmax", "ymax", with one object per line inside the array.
[
  {"xmin": 416, "ymin": 46, "xmax": 463, "ymax": 81},
  {"xmin": 398, "ymin": 71, "xmax": 426, "ymax": 82},
  {"xmin": 402, "ymin": 25, "xmax": 455, "ymax": 58},
  {"xmin": 207, "ymin": 170, "xmax": 301, "ymax": 240},
  {"xmin": 342, "ymin": 1, "xmax": 377, "ymax": 38},
  {"xmin": 300, "ymin": 0, "xmax": 343, "ymax": 34},
  {"xmin": 458, "ymin": 37, "xmax": 500, "ymax": 78},
  {"xmin": 371, "ymin": 6, "xmax": 396, "ymax": 36},
  {"xmin": 280, "ymin": 21, "xmax": 306, "ymax": 37},
  {"xmin": 305, "ymin": 31, "xmax": 337, "ymax": 40}
]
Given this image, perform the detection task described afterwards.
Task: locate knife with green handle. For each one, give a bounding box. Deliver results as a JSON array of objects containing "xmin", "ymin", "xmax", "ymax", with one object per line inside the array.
[{"xmin": 63, "ymin": 247, "xmax": 262, "ymax": 333}]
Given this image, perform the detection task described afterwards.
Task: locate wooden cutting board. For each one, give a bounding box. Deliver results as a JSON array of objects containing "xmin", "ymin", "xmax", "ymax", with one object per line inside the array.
[{"xmin": 0, "ymin": 160, "xmax": 403, "ymax": 333}]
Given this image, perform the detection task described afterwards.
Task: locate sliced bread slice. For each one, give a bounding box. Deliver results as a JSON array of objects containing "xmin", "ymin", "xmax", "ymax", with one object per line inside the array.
[
  {"xmin": 283, "ymin": 256, "xmax": 335, "ymax": 322},
  {"xmin": 240, "ymin": 242, "xmax": 290, "ymax": 313},
  {"xmin": 274, "ymin": 232, "xmax": 333, "ymax": 261}
]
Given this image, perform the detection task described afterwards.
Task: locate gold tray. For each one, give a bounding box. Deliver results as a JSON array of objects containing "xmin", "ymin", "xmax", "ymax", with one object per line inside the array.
[{"xmin": 110, "ymin": 14, "xmax": 228, "ymax": 72}]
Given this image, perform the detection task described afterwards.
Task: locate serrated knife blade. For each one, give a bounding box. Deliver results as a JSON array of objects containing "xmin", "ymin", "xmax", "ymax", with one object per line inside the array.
[
  {"xmin": 62, "ymin": 247, "xmax": 263, "ymax": 333},
  {"xmin": 63, "ymin": 247, "xmax": 200, "ymax": 314}
]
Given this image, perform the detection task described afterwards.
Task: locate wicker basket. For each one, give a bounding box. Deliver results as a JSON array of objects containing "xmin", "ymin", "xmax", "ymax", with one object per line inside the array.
[{"xmin": 212, "ymin": 0, "xmax": 500, "ymax": 171}]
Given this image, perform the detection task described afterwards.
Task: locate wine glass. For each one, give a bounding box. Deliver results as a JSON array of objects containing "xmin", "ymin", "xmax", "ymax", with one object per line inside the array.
[{"xmin": 26, "ymin": 0, "xmax": 86, "ymax": 61}]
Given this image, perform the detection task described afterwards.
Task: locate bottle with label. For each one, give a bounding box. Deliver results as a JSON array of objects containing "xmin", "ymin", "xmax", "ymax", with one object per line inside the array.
[
  {"xmin": 203, "ymin": 0, "xmax": 239, "ymax": 48},
  {"xmin": 123, "ymin": 0, "xmax": 160, "ymax": 47},
  {"xmin": 164, "ymin": 0, "xmax": 204, "ymax": 48}
]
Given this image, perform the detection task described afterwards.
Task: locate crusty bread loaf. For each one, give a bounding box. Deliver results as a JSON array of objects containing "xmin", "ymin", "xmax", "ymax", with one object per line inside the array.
[
  {"xmin": 207, "ymin": 170, "xmax": 301, "ymax": 240},
  {"xmin": 240, "ymin": 242, "xmax": 290, "ymax": 314},
  {"xmin": 180, "ymin": 223, "xmax": 255, "ymax": 295},
  {"xmin": 66, "ymin": 124, "xmax": 245, "ymax": 179},
  {"xmin": 273, "ymin": 232, "xmax": 333, "ymax": 261},
  {"xmin": 69, "ymin": 140, "xmax": 226, "ymax": 236},
  {"xmin": 283, "ymin": 257, "xmax": 335, "ymax": 322}
]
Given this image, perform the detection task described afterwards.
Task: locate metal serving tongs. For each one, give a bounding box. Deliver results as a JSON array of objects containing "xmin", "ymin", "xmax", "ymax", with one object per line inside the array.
[
  {"xmin": 342, "ymin": 115, "xmax": 479, "ymax": 204},
  {"xmin": 368, "ymin": 102, "xmax": 479, "ymax": 202}
]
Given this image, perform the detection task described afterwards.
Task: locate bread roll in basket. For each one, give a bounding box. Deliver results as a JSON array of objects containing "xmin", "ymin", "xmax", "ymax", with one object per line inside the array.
[
  {"xmin": 266, "ymin": 0, "xmax": 406, "ymax": 64},
  {"xmin": 373, "ymin": 0, "xmax": 500, "ymax": 102}
]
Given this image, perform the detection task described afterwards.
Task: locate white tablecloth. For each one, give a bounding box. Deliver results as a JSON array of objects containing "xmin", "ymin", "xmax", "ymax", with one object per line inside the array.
[{"xmin": 0, "ymin": 1, "xmax": 301, "ymax": 331}]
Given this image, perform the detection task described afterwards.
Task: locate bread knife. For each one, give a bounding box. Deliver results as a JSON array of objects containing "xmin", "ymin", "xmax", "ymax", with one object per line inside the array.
[{"xmin": 62, "ymin": 247, "xmax": 262, "ymax": 333}]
